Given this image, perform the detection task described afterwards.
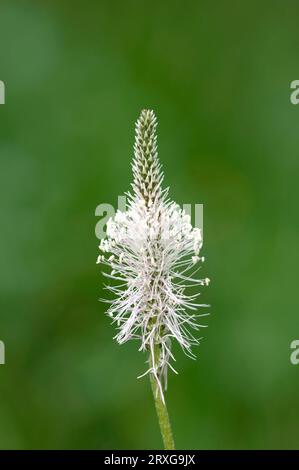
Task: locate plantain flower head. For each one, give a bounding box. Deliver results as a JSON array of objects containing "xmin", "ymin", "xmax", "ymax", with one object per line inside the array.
[{"xmin": 97, "ymin": 110, "xmax": 209, "ymax": 400}]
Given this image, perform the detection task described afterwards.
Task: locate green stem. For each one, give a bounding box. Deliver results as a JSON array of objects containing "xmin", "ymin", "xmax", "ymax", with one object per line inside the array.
[{"xmin": 149, "ymin": 345, "xmax": 175, "ymax": 450}]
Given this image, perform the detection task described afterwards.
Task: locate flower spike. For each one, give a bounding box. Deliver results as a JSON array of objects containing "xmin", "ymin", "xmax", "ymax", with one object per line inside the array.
[{"xmin": 98, "ymin": 110, "xmax": 209, "ymax": 402}]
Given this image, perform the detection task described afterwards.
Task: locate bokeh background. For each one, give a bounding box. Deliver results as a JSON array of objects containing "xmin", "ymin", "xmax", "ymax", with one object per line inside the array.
[{"xmin": 0, "ymin": 0, "xmax": 298, "ymax": 450}]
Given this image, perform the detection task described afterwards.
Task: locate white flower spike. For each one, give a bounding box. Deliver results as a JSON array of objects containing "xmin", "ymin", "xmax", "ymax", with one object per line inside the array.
[{"xmin": 98, "ymin": 110, "xmax": 209, "ymax": 402}]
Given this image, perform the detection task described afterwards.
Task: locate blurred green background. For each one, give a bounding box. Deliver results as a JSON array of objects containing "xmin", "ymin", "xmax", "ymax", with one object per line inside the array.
[{"xmin": 0, "ymin": 0, "xmax": 298, "ymax": 450}]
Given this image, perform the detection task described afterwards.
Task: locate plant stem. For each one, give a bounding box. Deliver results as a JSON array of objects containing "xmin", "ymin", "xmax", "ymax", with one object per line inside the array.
[{"xmin": 149, "ymin": 346, "xmax": 175, "ymax": 450}]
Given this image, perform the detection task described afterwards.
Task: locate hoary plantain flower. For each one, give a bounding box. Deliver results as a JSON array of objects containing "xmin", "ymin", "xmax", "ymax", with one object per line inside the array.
[{"xmin": 97, "ymin": 110, "xmax": 209, "ymax": 449}]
